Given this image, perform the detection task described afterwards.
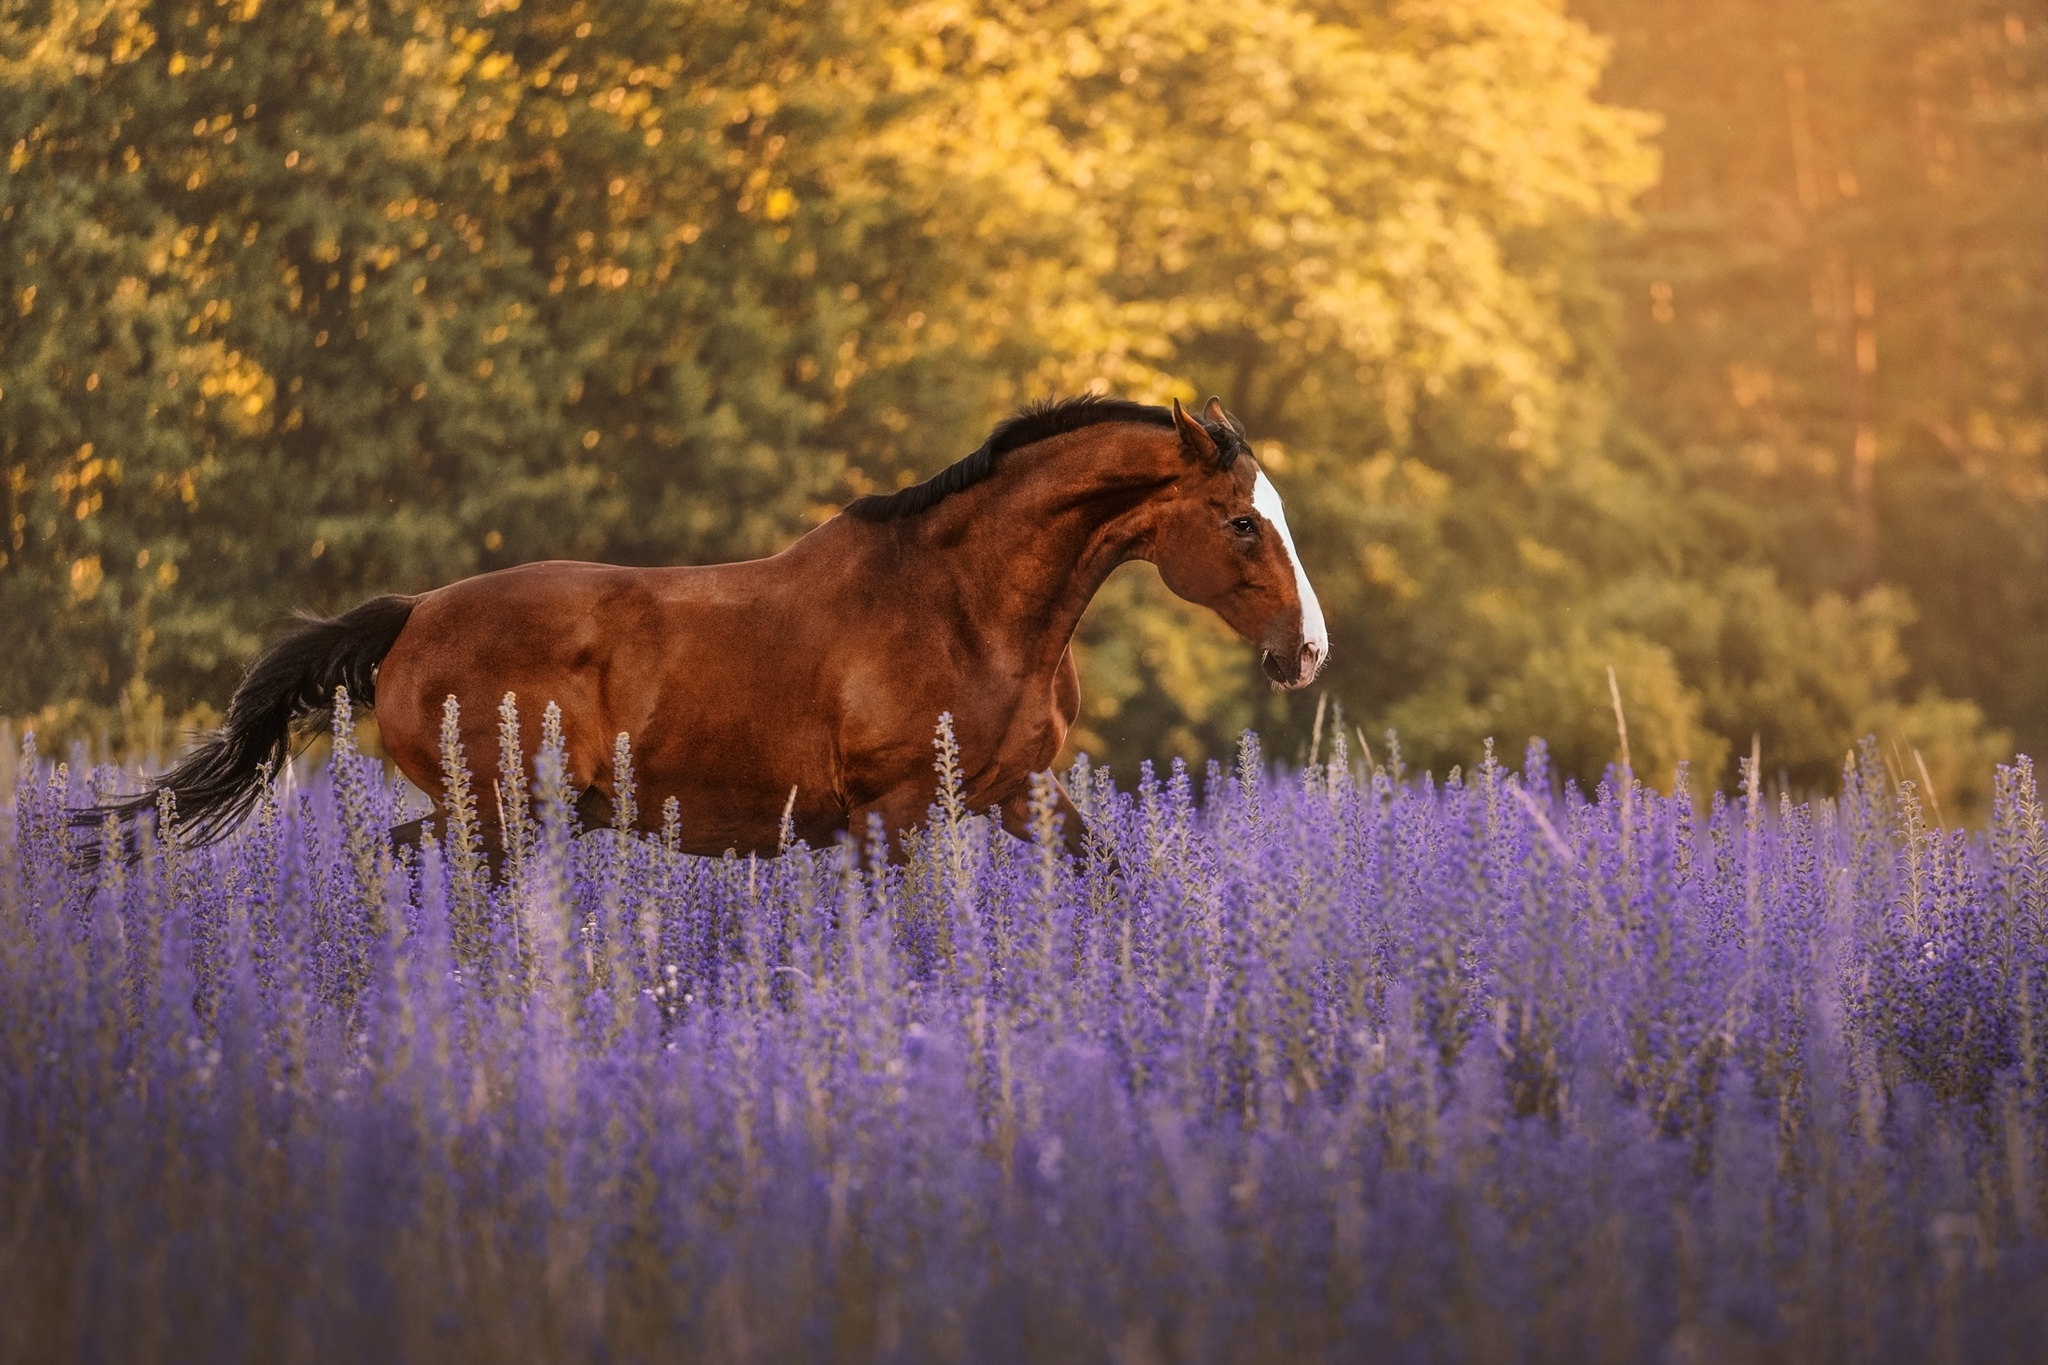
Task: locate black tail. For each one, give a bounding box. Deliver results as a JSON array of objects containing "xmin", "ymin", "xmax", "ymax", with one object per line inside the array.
[{"xmin": 75, "ymin": 594, "xmax": 417, "ymax": 847}]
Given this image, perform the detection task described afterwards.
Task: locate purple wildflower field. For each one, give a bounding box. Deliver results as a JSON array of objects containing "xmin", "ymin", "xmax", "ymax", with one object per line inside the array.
[{"xmin": 4, "ymin": 698, "xmax": 2047, "ymax": 1363}]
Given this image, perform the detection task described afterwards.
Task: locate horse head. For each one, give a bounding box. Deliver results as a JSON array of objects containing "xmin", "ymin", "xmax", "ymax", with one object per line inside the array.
[{"xmin": 1148, "ymin": 397, "xmax": 1329, "ymax": 690}]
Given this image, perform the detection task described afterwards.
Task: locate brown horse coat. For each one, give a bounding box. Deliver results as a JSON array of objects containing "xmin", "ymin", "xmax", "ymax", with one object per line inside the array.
[{"xmin": 90, "ymin": 396, "xmax": 1327, "ymax": 859}]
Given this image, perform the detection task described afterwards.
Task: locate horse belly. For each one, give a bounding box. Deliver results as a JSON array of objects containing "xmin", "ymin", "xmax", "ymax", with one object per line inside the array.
[
  {"xmin": 630, "ymin": 707, "xmax": 838, "ymax": 855},
  {"xmin": 607, "ymin": 608, "xmax": 853, "ymax": 851},
  {"xmin": 636, "ymin": 768, "xmax": 843, "ymax": 856}
]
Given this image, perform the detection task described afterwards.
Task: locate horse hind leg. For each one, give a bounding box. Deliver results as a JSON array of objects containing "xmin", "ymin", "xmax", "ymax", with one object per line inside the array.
[
  {"xmin": 390, "ymin": 814, "xmax": 433, "ymax": 859},
  {"xmin": 391, "ymin": 783, "xmax": 609, "ymax": 870},
  {"xmin": 998, "ymin": 776, "xmax": 1091, "ymax": 859},
  {"xmin": 389, "ymin": 808, "xmax": 512, "ymax": 879}
]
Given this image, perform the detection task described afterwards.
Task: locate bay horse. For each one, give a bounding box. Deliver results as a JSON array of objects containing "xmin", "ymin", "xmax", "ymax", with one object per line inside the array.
[{"xmin": 85, "ymin": 396, "xmax": 1327, "ymax": 859}]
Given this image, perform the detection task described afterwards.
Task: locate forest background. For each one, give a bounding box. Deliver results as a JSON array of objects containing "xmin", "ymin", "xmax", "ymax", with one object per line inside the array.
[{"xmin": 2, "ymin": 0, "xmax": 2041, "ymax": 813}]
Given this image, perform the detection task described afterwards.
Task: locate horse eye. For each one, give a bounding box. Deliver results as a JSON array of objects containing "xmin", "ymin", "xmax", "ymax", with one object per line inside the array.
[{"xmin": 1229, "ymin": 516, "xmax": 1257, "ymax": 535}]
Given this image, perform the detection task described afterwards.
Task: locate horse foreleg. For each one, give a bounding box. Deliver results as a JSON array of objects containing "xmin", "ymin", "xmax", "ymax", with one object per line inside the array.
[
  {"xmin": 573, "ymin": 785, "xmax": 616, "ymax": 833},
  {"xmin": 390, "ymin": 810, "xmax": 511, "ymax": 880},
  {"xmin": 844, "ymin": 788, "xmax": 937, "ymax": 865},
  {"xmin": 998, "ymin": 776, "xmax": 1090, "ymax": 860}
]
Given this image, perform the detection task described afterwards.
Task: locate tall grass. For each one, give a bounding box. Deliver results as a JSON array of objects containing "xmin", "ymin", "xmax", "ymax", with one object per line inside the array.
[{"xmin": 3, "ymin": 703, "xmax": 2046, "ymax": 1363}]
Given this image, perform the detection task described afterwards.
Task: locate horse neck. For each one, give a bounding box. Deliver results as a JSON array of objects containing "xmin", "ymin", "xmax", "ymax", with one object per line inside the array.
[{"xmin": 903, "ymin": 425, "xmax": 1177, "ymax": 654}]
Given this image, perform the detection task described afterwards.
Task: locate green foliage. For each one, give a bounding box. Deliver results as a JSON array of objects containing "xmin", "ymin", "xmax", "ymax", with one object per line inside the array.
[
  {"xmin": 1, "ymin": 0, "xmax": 978, "ymax": 710},
  {"xmin": 1576, "ymin": 0, "xmax": 2047, "ymax": 760},
  {"xmin": 0, "ymin": 0, "xmax": 2030, "ymax": 805}
]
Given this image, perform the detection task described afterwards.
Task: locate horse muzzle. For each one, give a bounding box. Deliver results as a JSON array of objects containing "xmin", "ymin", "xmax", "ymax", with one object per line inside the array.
[{"xmin": 1260, "ymin": 638, "xmax": 1326, "ymax": 690}]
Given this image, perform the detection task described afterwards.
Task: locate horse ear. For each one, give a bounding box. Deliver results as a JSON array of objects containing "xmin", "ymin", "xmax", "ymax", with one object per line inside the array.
[
  {"xmin": 1202, "ymin": 396, "xmax": 1245, "ymax": 436},
  {"xmin": 1172, "ymin": 397, "xmax": 1221, "ymax": 465}
]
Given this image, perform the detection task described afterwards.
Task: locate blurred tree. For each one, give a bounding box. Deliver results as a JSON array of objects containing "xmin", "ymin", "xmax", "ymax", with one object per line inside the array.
[
  {"xmin": 1572, "ymin": 0, "xmax": 2047, "ymax": 761},
  {"xmin": 0, "ymin": 0, "xmax": 991, "ymax": 713}
]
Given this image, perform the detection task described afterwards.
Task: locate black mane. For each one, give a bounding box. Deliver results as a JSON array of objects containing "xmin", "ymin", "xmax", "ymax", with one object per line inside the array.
[{"xmin": 844, "ymin": 394, "xmax": 1243, "ymax": 522}]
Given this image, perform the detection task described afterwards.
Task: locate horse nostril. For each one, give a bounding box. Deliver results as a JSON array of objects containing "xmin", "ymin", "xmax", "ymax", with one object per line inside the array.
[{"xmin": 1299, "ymin": 642, "xmax": 1323, "ymax": 678}]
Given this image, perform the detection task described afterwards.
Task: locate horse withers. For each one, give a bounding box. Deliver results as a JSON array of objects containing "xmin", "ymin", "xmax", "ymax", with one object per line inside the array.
[{"xmin": 83, "ymin": 395, "xmax": 1327, "ymax": 860}]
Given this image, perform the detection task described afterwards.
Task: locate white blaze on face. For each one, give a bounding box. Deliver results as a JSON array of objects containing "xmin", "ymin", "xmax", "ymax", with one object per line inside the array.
[{"xmin": 1251, "ymin": 470, "xmax": 1329, "ymax": 666}]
